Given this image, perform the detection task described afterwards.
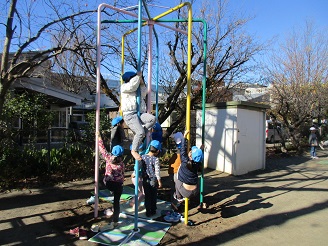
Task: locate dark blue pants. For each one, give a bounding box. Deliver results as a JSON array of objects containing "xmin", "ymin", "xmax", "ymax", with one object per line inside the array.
[
  {"xmin": 310, "ymin": 146, "xmax": 317, "ymax": 157},
  {"xmin": 142, "ymin": 178, "xmax": 158, "ymax": 215},
  {"xmin": 105, "ymin": 180, "xmax": 123, "ymax": 222}
]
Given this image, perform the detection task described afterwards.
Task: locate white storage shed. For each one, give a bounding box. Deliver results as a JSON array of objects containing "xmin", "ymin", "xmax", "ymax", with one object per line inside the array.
[{"xmin": 196, "ymin": 101, "xmax": 270, "ymax": 176}]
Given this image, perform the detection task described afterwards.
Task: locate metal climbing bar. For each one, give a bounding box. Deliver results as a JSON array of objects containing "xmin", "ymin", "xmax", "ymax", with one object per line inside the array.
[{"xmin": 96, "ymin": 1, "xmax": 208, "ymax": 229}]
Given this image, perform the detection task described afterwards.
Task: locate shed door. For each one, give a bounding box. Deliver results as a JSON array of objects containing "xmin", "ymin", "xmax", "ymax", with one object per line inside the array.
[{"xmin": 235, "ymin": 108, "xmax": 265, "ymax": 175}]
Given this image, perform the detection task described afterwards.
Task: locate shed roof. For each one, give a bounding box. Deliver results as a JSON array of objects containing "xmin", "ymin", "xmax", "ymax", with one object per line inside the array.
[{"xmin": 196, "ymin": 101, "xmax": 270, "ymax": 111}]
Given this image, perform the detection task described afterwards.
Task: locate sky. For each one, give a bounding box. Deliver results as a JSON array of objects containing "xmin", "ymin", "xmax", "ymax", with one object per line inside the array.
[
  {"xmin": 3, "ymin": 0, "xmax": 327, "ymax": 80},
  {"xmin": 65, "ymin": 0, "xmax": 328, "ymax": 46},
  {"xmin": 6, "ymin": 0, "xmax": 327, "ymax": 51},
  {"xmin": 96, "ymin": 0, "xmax": 328, "ymax": 81},
  {"xmin": 229, "ymin": 0, "xmax": 328, "ymax": 45}
]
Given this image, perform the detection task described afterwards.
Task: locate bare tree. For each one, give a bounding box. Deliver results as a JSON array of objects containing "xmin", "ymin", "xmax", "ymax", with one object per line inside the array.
[
  {"xmin": 0, "ymin": 0, "xmax": 137, "ymax": 114},
  {"xmin": 49, "ymin": 1, "xmax": 153, "ymax": 107},
  {"xmin": 157, "ymin": 0, "xmax": 264, "ymax": 137},
  {"xmin": 265, "ymin": 21, "xmax": 328, "ymax": 153},
  {"xmin": 0, "ymin": 0, "xmax": 102, "ymax": 115},
  {"xmin": 1, "ymin": 0, "xmax": 263, "ymax": 135}
]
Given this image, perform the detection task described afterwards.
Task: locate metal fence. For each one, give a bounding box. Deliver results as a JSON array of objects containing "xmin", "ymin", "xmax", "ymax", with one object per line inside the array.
[{"xmin": 10, "ymin": 126, "xmax": 197, "ymax": 152}]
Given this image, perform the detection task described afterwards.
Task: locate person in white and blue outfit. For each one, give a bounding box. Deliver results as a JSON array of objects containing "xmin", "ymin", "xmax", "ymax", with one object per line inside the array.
[
  {"xmin": 309, "ymin": 126, "xmax": 319, "ymax": 159},
  {"xmin": 121, "ymin": 71, "xmax": 156, "ymax": 161}
]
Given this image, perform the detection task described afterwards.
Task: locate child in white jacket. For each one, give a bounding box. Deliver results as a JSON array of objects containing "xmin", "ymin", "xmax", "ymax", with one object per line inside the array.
[{"xmin": 121, "ymin": 71, "xmax": 156, "ymax": 161}]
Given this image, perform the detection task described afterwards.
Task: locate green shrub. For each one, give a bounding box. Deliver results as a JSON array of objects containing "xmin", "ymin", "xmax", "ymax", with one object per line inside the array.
[{"xmin": 0, "ymin": 140, "xmax": 95, "ymax": 191}]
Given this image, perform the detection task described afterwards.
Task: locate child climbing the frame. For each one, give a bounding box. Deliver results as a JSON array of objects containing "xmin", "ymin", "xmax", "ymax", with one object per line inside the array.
[
  {"xmin": 86, "ymin": 116, "xmax": 126, "ymax": 206},
  {"xmin": 97, "ymin": 131, "xmax": 125, "ymax": 231},
  {"xmin": 151, "ymin": 122, "xmax": 163, "ymax": 143},
  {"xmin": 110, "ymin": 115, "xmax": 126, "ymax": 151},
  {"xmin": 167, "ymin": 132, "xmax": 183, "ymax": 210},
  {"xmin": 141, "ymin": 140, "xmax": 162, "ymax": 217},
  {"xmin": 151, "ymin": 122, "xmax": 167, "ymax": 157},
  {"xmin": 174, "ymin": 130, "xmax": 203, "ymax": 202},
  {"xmin": 121, "ymin": 71, "xmax": 156, "ymax": 161}
]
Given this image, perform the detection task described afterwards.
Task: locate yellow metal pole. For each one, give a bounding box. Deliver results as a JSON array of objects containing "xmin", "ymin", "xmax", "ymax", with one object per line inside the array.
[
  {"xmin": 152, "ymin": 2, "xmax": 190, "ymax": 21},
  {"xmin": 151, "ymin": 1, "xmax": 194, "ymax": 226},
  {"xmin": 120, "ymin": 1, "xmax": 193, "ymax": 226},
  {"xmin": 148, "ymin": 2, "xmax": 193, "ymax": 225},
  {"xmin": 184, "ymin": 2, "xmax": 192, "ymax": 226}
]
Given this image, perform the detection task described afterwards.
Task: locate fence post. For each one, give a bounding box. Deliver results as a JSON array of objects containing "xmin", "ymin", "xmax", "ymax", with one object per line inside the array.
[{"xmin": 47, "ymin": 127, "xmax": 51, "ymax": 171}]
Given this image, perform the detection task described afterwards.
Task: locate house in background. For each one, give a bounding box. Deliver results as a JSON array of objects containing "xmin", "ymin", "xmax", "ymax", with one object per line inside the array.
[
  {"xmin": 3, "ymin": 51, "xmax": 83, "ymax": 132},
  {"xmin": 7, "ymin": 51, "xmax": 271, "ymax": 142},
  {"xmin": 71, "ymin": 77, "xmax": 170, "ymax": 127},
  {"xmin": 11, "ymin": 70, "xmax": 168, "ymax": 133},
  {"xmin": 67, "ymin": 78, "xmax": 120, "ymax": 123},
  {"xmin": 232, "ymin": 83, "xmax": 270, "ymax": 103},
  {"xmin": 13, "ymin": 77, "xmax": 84, "ymax": 129}
]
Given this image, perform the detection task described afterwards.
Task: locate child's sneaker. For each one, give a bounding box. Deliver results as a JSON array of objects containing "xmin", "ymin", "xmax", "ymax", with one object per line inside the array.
[
  {"xmin": 172, "ymin": 212, "xmax": 181, "ymax": 220},
  {"xmin": 79, "ymin": 228, "xmax": 88, "ymax": 240},
  {"xmin": 90, "ymin": 224, "xmax": 100, "ymax": 233},
  {"xmin": 69, "ymin": 227, "xmax": 79, "ymax": 237},
  {"xmin": 86, "ymin": 196, "xmax": 95, "ymax": 205},
  {"xmin": 164, "ymin": 214, "xmax": 180, "ymax": 223},
  {"xmin": 164, "ymin": 215, "xmax": 174, "ymax": 222},
  {"xmin": 100, "ymin": 222, "xmax": 118, "ymax": 231},
  {"xmin": 104, "ymin": 208, "xmax": 113, "ymax": 217}
]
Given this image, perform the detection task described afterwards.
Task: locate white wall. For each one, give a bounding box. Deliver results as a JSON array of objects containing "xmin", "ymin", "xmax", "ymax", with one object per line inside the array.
[
  {"xmin": 196, "ymin": 107, "xmax": 238, "ymax": 174},
  {"xmin": 196, "ymin": 102, "xmax": 268, "ymax": 175},
  {"xmin": 235, "ymin": 108, "xmax": 266, "ymax": 175}
]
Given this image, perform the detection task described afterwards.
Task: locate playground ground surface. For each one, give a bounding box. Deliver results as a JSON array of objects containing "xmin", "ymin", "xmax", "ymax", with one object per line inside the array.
[{"xmin": 1, "ymin": 148, "xmax": 328, "ymax": 245}]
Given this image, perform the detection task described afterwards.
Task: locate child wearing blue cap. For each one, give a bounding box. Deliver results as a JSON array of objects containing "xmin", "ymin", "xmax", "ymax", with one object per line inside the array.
[
  {"xmin": 121, "ymin": 71, "xmax": 156, "ymax": 161},
  {"xmin": 151, "ymin": 122, "xmax": 163, "ymax": 143},
  {"xmin": 97, "ymin": 131, "xmax": 125, "ymax": 231},
  {"xmin": 174, "ymin": 130, "xmax": 203, "ymax": 202},
  {"xmin": 151, "ymin": 122, "xmax": 167, "ymax": 157},
  {"xmin": 167, "ymin": 132, "xmax": 183, "ymax": 210},
  {"xmin": 110, "ymin": 116, "xmax": 126, "ymax": 151},
  {"xmin": 141, "ymin": 140, "xmax": 162, "ymax": 217}
]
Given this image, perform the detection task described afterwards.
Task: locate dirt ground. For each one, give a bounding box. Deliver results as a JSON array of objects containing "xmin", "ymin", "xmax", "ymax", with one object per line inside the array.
[{"xmin": 1, "ymin": 149, "xmax": 328, "ymax": 245}]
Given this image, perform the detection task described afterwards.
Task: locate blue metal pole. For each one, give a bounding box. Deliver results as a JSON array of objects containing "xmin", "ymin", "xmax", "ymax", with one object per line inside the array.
[{"xmin": 133, "ymin": 0, "xmax": 143, "ymax": 232}]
